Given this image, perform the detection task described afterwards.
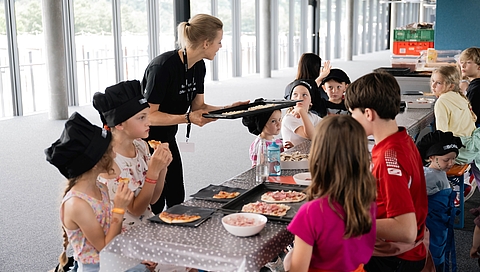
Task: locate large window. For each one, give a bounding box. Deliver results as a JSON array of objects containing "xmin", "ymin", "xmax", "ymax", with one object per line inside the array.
[
  {"xmin": 15, "ymin": 0, "xmax": 46, "ymax": 115},
  {"xmin": 120, "ymin": 0, "xmax": 149, "ymax": 81},
  {"xmin": 158, "ymin": 0, "xmax": 175, "ymax": 53},
  {"xmin": 0, "ymin": 0, "xmax": 12, "ymax": 118},
  {"xmin": 74, "ymin": 0, "xmax": 115, "ymax": 105},
  {"xmin": 240, "ymin": 0, "xmax": 256, "ymax": 75},
  {"xmin": 0, "ymin": 0, "xmax": 409, "ymax": 117}
]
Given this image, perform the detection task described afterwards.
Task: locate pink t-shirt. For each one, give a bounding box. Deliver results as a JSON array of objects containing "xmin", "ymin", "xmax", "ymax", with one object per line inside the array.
[{"xmin": 288, "ymin": 197, "xmax": 377, "ymax": 271}]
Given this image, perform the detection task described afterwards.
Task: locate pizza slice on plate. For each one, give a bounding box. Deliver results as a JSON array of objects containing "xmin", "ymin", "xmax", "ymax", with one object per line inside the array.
[
  {"xmin": 158, "ymin": 211, "xmax": 202, "ymax": 224},
  {"xmin": 260, "ymin": 190, "xmax": 306, "ymax": 203},
  {"xmin": 213, "ymin": 190, "xmax": 240, "ymax": 199}
]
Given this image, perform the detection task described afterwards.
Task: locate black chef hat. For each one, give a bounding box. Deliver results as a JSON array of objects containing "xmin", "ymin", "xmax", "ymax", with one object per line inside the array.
[
  {"xmin": 93, "ymin": 80, "xmax": 149, "ymax": 127},
  {"xmin": 242, "ymin": 109, "xmax": 276, "ymax": 136},
  {"xmin": 45, "ymin": 112, "xmax": 112, "ymax": 179},
  {"xmin": 321, "ymin": 68, "xmax": 351, "ymax": 86},
  {"xmin": 416, "ymin": 130, "xmax": 463, "ymax": 165}
]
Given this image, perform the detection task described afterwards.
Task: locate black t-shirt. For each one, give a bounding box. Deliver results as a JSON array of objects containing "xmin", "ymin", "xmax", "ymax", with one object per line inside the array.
[
  {"xmin": 323, "ymin": 99, "xmax": 348, "ymax": 115},
  {"xmin": 142, "ymin": 50, "xmax": 206, "ymax": 114},
  {"xmin": 142, "ymin": 50, "xmax": 206, "ymax": 139},
  {"xmin": 466, "ymin": 78, "xmax": 480, "ymax": 126}
]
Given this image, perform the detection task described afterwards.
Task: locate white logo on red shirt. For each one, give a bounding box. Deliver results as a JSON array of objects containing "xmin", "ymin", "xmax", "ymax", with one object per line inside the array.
[{"xmin": 387, "ymin": 168, "xmax": 402, "ymax": 176}]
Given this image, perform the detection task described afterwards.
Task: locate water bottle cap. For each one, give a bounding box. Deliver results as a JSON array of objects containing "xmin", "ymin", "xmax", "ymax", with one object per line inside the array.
[{"xmin": 269, "ymin": 141, "xmax": 279, "ymax": 148}]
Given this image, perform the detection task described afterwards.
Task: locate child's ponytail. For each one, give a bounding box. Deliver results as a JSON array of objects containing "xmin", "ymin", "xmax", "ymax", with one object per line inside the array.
[{"xmin": 57, "ymin": 178, "xmax": 77, "ymax": 271}]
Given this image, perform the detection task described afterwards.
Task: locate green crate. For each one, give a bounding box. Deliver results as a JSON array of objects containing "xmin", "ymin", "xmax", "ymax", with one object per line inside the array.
[
  {"xmin": 394, "ymin": 29, "xmax": 434, "ymax": 42},
  {"xmin": 394, "ymin": 30, "xmax": 407, "ymax": 41}
]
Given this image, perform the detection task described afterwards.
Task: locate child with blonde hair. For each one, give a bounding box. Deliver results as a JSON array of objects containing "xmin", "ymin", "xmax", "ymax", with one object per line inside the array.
[
  {"xmin": 287, "ymin": 115, "xmax": 377, "ymax": 271},
  {"xmin": 430, "ymin": 65, "xmax": 476, "ymax": 137},
  {"xmin": 459, "ymin": 47, "xmax": 480, "ymax": 127}
]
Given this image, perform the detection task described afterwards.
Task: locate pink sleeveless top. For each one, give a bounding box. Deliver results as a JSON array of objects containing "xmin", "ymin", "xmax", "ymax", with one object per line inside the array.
[{"xmin": 60, "ymin": 181, "xmax": 111, "ymax": 264}]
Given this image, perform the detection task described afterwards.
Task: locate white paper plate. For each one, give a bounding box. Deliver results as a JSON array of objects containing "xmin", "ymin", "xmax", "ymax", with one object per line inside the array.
[{"xmin": 293, "ymin": 172, "xmax": 311, "ymax": 186}]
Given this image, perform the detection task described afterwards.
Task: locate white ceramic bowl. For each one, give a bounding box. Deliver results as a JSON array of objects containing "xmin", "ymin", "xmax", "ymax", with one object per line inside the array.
[
  {"xmin": 293, "ymin": 172, "xmax": 312, "ymax": 186},
  {"xmin": 222, "ymin": 213, "xmax": 267, "ymax": 237}
]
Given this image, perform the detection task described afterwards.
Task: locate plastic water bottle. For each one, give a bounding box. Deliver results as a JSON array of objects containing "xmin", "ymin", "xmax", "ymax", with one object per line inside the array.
[
  {"xmin": 255, "ymin": 138, "xmax": 269, "ymax": 183},
  {"xmin": 267, "ymin": 141, "xmax": 281, "ymax": 176}
]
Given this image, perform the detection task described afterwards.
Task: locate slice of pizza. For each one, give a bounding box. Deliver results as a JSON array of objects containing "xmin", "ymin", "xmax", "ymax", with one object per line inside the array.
[
  {"xmin": 148, "ymin": 140, "xmax": 162, "ymax": 149},
  {"xmin": 158, "ymin": 211, "xmax": 201, "ymax": 224},
  {"xmin": 242, "ymin": 201, "xmax": 290, "ymax": 217},
  {"xmin": 260, "ymin": 190, "xmax": 306, "ymax": 203},
  {"xmin": 117, "ymin": 177, "xmax": 130, "ymax": 184},
  {"xmin": 212, "ymin": 191, "xmax": 240, "ymax": 199}
]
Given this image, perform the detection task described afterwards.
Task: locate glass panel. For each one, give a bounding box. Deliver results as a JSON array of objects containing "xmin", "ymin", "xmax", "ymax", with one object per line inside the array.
[
  {"xmin": 240, "ymin": 0, "xmax": 255, "ymax": 75},
  {"xmin": 191, "ymin": 0, "xmax": 213, "ymax": 81},
  {"xmin": 191, "ymin": 0, "xmax": 210, "ymax": 15},
  {"xmin": 216, "ymin": 0, "xmax": 232, "ymax": 80},
  {"xmin": 277, "ymin": 0, "xmax": 287, "ymax": 69},
  {"xmin": 158, "ymin": 0, "xmax": 174, "ymax": 53},
  {"xmin": 293, "ymin": 0, "xmax": 301, "ymax": 64},
  {"xmin": 74, "ymin": 0, "xmax": 115, "ymax": 105},
  {"xmin": 0, "ymin": 0, "xmax": 13, "ymax": 118},
  {"xmin": 15, "ymin": 0, "xmax": 47, "ymax": 115},
  {"xmin": 120, "ymin": 0, "xmax": 148, "ymax": 80}
]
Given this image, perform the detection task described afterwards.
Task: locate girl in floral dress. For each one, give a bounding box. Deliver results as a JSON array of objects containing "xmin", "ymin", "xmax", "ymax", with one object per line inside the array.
[{"xmin": 93, "ymin": 80, "xmax": 173, "ymax": 232}]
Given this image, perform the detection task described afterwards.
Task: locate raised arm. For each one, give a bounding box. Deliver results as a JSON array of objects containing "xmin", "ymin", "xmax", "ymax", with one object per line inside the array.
[
  {"xmin": 314, "ymin": 60, "xmax": 332, "ymax": 87},
  {"xmin": 65, "ymin": 183, "xmax": 133, "ymax": 252}
]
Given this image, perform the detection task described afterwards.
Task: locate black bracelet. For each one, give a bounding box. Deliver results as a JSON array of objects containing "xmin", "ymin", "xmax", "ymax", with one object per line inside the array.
[{"xmin": 185, "ymin": 112, "xmax": 191, "ymax": 124}]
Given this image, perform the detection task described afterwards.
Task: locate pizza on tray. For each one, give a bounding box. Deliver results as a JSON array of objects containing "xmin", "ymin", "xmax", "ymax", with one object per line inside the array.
[
  {"xmin": 213, "ymin": 190, "xmax": 240, "ymax": 199},
  {"xmin": 158, "ymin": 211, "xmax": 202, "ymax": 224},
  {"xmin": 260, "ymin": 190, "xmax": 306, "ymax": 203},
  {"xmin": 242, "ymin": 201, "xmax": 290, "ymax": 217}
]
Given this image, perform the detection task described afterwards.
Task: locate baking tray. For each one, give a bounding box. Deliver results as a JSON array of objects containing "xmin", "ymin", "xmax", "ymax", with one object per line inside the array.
[
  {"xmin": 374, "ymin": 67, "xmax": 411, "ymax": 76},
  {"xmin": 218, "ymin": 183, "xmax": 308, "ymax": 222},
  {"xmin": 189, "ymin": 184, "xmax": 248, "ymax": 203},
  {"xmin": 202, "ymin": 99, "xmax": 299, "ymax": 119},
  {"xmin": 147, "ymin": 205, "xmax": 215, "ymax": 227}
]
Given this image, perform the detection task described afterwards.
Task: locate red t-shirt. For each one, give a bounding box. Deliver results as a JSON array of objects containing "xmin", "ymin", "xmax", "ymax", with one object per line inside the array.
[{"xmin": 371, "ymin": 127, "xmax": 428, "ymax": 261}]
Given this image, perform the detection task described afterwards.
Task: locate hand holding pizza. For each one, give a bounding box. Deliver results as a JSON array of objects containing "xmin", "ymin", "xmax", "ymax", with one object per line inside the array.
[
  {"xmin": 112, "ymin": 181, "xmax": 134, "ymax": 210},
  {"xmin": 148, "ymin": 142, "xmax": 173, "ymax": 179}
]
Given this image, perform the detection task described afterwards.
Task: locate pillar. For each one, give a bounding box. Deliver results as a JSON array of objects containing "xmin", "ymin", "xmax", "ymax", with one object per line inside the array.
[{"xmin": 42, "ymin": 0, "xmax": 68, "ymax": 120}]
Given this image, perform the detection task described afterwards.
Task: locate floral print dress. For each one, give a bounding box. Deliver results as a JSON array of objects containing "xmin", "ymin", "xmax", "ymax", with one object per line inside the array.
[{"xmin": 98, "ymin": 139, "xmax": 153, "ymax": 232}]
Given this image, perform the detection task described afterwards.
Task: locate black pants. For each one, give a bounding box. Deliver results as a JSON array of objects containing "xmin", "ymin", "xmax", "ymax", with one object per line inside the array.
[
  {"xmin": 149, "ymin": 139, "xmax": 185, "ymax": 214},
  {"xmin": 364, "ymin": 256, "xmax": 426, "ymax": 272}
]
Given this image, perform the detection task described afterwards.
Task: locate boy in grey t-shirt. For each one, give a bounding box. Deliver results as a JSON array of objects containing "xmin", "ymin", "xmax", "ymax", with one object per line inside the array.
[{"xmin": 416, "ymin": 130, "xmax": 463, "ymax": 271}]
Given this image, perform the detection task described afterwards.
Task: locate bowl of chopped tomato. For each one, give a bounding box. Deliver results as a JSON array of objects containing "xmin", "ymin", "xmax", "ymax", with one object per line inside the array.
[{"xmin": 222, "ymin": 213, "xmax": 267, "ymax": 237}]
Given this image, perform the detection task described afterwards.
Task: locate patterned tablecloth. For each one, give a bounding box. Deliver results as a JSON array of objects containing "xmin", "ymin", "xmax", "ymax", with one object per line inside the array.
[{"xmin": 100, "ymin": 169, "xmax": 304, "ymax": 272}]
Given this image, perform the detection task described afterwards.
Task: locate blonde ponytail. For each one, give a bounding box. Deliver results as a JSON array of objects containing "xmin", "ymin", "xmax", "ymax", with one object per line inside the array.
[{"xmin": 176, "ymin": 14, "xmax": 223, "ymax": 50}]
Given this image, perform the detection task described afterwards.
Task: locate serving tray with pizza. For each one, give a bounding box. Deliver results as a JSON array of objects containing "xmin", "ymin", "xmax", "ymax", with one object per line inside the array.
[
  {"xmin": 219, "ymin": 183, "xmax": 308, "ymax": 222},
  {"xmin": 202, "ymin": 98, "xmax": 300, "ymax": 119},
  {"xmin": 189, "ymin": 184, "xmax": 247, "ymax": 203},
  {"xmin": 148, "ymin": 205, "xmax": 215, "ymax": 227}
]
